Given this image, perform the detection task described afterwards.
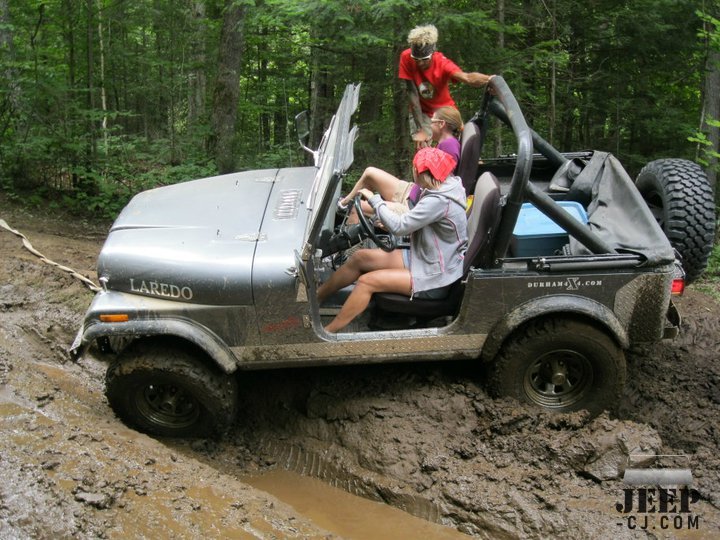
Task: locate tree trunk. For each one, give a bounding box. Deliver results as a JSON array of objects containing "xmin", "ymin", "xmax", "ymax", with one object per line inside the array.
[
  {"xmin": 309, "ymin": 46, "xmax": 333, "ymax": 152},
  {"xmin": 548, "ymin": 0, "xmax": 556, "ymax": 146},
  {"xmin": 97, "ymin": 0, "xmax": 108, "ymax": 157},
  {"xmin": 86, "ymin": 0, "xmax": 97, "ymax": 165},
  {"xmin": 187, "ymin": 1, "xmax": 207, "ymax": 133},
  {"xmin": 494, "ymin": 0, "xmax": 505, "ymax": 157},
  {"xmin": 702, "ymin": 47, "xmax": 719, "ymax": 197},
  {"xmin": 392, "ymin": 43, "xmax": 410, "ymax": 176},
  {"xmin": 259, "ymin": 56, "xmax": 270, "ymax": 152},
  {"xmin": 356, "ymin": 47, "xmax": 388, "ymax": 170},
  {"xmin": 0, "ymin": 0, "xmax": 21, "ymax": 186},
  {"xmin": 0, "ymin": 0, "xmax": 20, "ymax": 116},
  {"xmin": 211, "ymin": 1, "xmax": 246, "ymax": 174}
]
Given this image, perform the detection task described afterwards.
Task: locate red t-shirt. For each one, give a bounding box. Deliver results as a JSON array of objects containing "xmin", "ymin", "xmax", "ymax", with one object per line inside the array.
[{"xmin": 398, "ymin": 49, "xmax": 461, "ymax": 116}]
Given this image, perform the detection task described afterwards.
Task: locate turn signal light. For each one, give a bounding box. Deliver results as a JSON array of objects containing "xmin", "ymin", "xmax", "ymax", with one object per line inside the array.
[
  {"xmin": 671, "ymin": 279, "xmax": 685, "ymax": 296},
  {"xmin": 99, "ymin": 314, "xmax": 130, "ymax": 323}
]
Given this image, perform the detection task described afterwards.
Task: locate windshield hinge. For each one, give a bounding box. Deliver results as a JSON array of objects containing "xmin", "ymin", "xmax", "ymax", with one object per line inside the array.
[{"xmin": 301, "ymin": 242, "xmax": 314, "ymax": 261}]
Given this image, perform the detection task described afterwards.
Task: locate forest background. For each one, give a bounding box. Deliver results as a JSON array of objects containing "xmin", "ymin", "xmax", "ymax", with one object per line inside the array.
[{"xmin": 0, "ymin": 0, "xmax": 718, "ymax": 234}]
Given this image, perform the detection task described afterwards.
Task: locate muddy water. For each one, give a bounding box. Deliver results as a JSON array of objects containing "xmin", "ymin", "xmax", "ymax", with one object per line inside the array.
[
  {"xmin": 0, "ymin": 356, "xmax": 339, "ymax": 539},
  {"xmin": 243, "ymin": 469, "xmax": 471, "ymax": 539}
]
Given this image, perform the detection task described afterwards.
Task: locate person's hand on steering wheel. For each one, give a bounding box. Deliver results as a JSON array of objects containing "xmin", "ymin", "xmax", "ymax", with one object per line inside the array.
[{"xmin": 353, "ymin": 193, "xmax": 397, "ymax": 252}]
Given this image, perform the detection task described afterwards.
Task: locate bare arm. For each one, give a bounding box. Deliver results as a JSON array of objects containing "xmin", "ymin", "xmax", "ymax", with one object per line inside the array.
[
  {"xmin": 369, "ymin": 193, "xmax": 447, "ymax": 237},
  {"xmin": 451, "ymin": 71, "xmax": 494, "ymax": 88},
  {"xmin": 405, "ymin": 80, "xmax": 432, "ymax": 145}
]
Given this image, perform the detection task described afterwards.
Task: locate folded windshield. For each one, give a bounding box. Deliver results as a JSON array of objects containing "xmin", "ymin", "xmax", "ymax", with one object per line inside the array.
[{"xmin": 304, "ymin": 83, "xmax": 360, "ymax": 246}]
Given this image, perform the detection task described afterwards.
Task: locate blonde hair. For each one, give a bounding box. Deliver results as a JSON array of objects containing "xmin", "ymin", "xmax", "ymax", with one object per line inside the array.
[
  {"xmin": 433, "ymin": 106, "xmax": 464, "ymax": 137},
  {"xmin": 407, "ymin": 25, "xmax": 438, "ymax": 47},
  {"xmin": 415, "ymin": 170, "xmax": 442, "ymax": 190}
]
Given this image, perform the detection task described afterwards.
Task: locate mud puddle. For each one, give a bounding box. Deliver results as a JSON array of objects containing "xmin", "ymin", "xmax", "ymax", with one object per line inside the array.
[
  {"xmin": 243, "ymin": 469, "xmax": 470, "ymax": 539},
  {"xmin": 0, "ymin": 354, "xmax": 339, "ymax": 539}
]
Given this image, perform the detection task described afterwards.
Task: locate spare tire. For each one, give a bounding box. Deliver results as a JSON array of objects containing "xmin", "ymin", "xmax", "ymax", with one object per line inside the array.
[{"xmin": 636, "ymin": 159, "xmax": 716, "ymax": 284}]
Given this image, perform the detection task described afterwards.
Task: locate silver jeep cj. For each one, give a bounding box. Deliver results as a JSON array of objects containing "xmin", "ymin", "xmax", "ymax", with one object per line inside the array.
[{"xmin": 71, "ymin": 78, "xmax": 714, "ymax": 438}]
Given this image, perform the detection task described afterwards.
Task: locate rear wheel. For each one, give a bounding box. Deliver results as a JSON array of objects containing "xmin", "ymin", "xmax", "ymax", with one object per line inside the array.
[
  {"xmin": 490, "ymin": 318, "xmax": 626, "ymax": 416},
  {"xmin": 105, "ymin": 341, "xmax": 238, "ymax": 438},
  {"xmin": 636, "ymin": 159, "xmax": 716, "ymax": 284}
]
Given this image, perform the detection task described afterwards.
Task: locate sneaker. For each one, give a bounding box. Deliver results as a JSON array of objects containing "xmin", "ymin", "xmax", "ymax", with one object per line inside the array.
[{"xmin": 337, "ymin": 197, "xmax": 350, "ymax": 213}]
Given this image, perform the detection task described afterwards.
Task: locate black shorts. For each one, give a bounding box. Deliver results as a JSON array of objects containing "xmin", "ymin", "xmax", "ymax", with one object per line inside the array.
[{"xmin": 414, "ymin": 283, "xmax": 452, "ymax": 300}]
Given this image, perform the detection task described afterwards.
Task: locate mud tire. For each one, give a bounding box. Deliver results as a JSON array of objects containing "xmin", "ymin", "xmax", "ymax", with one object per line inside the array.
[
  {"xmin": 489, "ymin": 318, "xmax": 626, "ymax": 416},
  {"xmin": 635, "ymin": 159, "xmax": 716, "ymax": 284},
  {"xmin": 105, "ymin": 341, "xmax": 238, "ymax": 438}
]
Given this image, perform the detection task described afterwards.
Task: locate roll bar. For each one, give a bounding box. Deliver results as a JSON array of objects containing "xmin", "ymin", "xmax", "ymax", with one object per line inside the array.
[
  {"xmin": 488, "ymin": 99, "xmax": 567, "ymax": 169},
  {"xmin": 485, "ymin": 76, "xmax": 533, "ymax": 264},
  {"xmin": 484, "ymin": 77, "xmax": 616, "ymax": 260}
]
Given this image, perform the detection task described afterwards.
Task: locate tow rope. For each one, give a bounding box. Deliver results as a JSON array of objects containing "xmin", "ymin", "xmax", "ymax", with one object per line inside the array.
[{"xmin": 0, "ymin": 218, "xmax": 101, "ymax": 293}]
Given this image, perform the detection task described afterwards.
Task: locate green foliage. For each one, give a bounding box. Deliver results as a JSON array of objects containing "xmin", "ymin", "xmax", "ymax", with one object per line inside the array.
[
  {"xmin": 695, "ymin": 240, "xmax": 720, "ymax": 302},
  {"xmin": 0, "ymin": 0, "xmax": 716, "ymax": 218},
  {"xmin": 690, "ymin": 9, "xmax": 720, "ymax": 177},
  {"xmin": 697, "ymin": 10, "xmax": 720, "ymax": 49},
  {"xmin": 708, "ymin": 241, "xmax": 720, "ymax": 275},
  {"xmin": 689, "ymin": 123, "xmax": 720, "ymax": 169}
]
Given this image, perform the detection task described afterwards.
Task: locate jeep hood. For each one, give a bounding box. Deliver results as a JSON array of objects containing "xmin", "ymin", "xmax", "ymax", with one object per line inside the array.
[{"xmin": 98, "ymin": 166, "xmax": 316, "ymax": 305}]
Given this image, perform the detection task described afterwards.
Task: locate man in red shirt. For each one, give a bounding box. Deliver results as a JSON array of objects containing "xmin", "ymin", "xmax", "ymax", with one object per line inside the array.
[{"xmin": 398, "ymin": 24, "xmax": 494, "ymax": 147}]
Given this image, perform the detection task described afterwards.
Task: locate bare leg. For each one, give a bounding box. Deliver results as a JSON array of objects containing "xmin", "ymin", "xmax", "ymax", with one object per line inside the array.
[
  {"xmin": 344, "ymin": 200, "xmax": 373, "ymax": 225},
  {"xmin": 317, "ymin": 248, "xmax": 403, "ymax": 303},
  {"xmin": 325, "ymin": 267, "xmax": 411, "ymax": 332},
  {"xmin": 340, "ymin": 167, "xmax": 403, "ymax": 206},
  {"xmin": 317, "ymin": 249, "xmax": 409, "ymax": 333}
]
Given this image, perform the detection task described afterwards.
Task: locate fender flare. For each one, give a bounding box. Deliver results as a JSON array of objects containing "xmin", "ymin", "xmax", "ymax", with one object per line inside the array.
[
  {"xmin": 479, "ymin": 294, "xmax": 629, "ymax": 363},
  {"xmin": 76, "ymin": 318, "xmax": 238, "ymax": 374}
]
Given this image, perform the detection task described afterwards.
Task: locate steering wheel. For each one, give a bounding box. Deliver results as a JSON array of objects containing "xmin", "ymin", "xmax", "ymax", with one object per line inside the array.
[{"xmin": 353, "ymin": 194, "xmax": 397, "ymax": 252}]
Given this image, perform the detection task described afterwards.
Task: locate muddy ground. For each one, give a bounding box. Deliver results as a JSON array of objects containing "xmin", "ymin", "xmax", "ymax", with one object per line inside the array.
[{"xmin": 1, "ymin": 198, "xmax": 719, "ymax": 539}]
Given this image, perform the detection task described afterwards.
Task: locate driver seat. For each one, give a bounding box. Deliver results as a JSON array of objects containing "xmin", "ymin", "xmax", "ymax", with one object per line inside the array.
[{"xmin": 372, "ymin": 171, "xmax": 502, "ymax": 320}]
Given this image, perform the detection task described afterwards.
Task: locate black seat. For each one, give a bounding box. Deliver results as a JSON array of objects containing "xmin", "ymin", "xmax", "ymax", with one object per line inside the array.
[
  {"xmin": 465, "ymin": 172, "xmax": 502, "ymax": 269},
  {"xmin": 373, "ymin": 172, "xmax": 502, "ymax": 319},
  {"xmin": 457, "ymin": 120, "xmax": 482, "ymax": 195}
]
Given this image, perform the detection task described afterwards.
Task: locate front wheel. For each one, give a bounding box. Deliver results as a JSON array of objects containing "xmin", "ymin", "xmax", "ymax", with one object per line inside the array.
[
  {"xmin": 105, "ymin": 341, "xmax": 238, "ymax": 438},
  {"xmin": 489, "ymin": 318, "xmax": 626, "ymax": 416}
]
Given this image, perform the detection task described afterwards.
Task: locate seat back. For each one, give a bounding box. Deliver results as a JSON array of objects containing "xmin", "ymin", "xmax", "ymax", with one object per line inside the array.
[
  {"xmin": 457, "ymin": 121, "xmax": 482, "ymax": 194},
  {"xmin": 464, "ymin": 171, "xmax": 501, "ymax": 271}
]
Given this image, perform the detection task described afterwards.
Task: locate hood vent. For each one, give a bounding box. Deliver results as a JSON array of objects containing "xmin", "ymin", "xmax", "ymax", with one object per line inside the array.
[{"xmin": 274, "ymin": 189, "xmax": 302, "ymax": 220}]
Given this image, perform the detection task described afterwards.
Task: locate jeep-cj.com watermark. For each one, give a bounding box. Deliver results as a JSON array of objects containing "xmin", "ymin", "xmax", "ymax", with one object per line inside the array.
[{"xmin": 615, "ymin": 454, "xmax": 701, "ymax": 531}]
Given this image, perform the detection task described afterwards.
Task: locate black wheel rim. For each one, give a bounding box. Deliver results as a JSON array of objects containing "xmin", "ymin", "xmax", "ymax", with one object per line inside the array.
[
  {"xmin": 133, "ymin": 380, "xmax": 201, "ymax": 430},
  {"xmin": 523, "ymin": 349, "xmax": 594, "ymax": 409}
]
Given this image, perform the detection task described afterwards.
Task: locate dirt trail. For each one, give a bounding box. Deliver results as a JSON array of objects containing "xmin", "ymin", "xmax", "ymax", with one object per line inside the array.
[{"xmin": 1, "ymin": 200, "xmax": 719, "ymax": 538}]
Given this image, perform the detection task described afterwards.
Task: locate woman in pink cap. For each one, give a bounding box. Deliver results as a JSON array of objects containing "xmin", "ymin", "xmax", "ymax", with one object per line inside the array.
[{"xmin": 318, "ymin": 147, "xmax": 468, "ymax": 333}]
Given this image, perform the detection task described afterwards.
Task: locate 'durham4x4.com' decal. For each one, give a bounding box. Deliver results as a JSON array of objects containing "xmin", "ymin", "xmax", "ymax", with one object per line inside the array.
[{"xmin": 527, "ymin": 277, "xmax": 603, "ymax": 291}]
